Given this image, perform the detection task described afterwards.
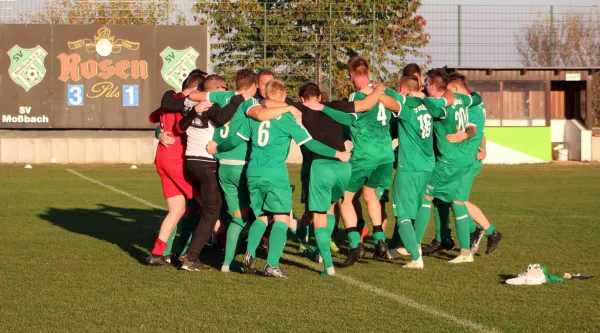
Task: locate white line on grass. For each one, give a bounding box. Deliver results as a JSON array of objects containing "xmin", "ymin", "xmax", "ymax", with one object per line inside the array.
[
  {"xmin": 66, "ymin": 168, "xmax": 500, "ymax": 333},
  {"xmin": 66, "ymin": 169, "xmax": 164, "ymax": 210}
]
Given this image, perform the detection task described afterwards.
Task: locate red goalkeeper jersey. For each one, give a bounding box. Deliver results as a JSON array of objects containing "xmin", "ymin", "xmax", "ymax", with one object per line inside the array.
[{"xmin": 148, "ymin": 92, "xmax": 187, "ymax": 166}]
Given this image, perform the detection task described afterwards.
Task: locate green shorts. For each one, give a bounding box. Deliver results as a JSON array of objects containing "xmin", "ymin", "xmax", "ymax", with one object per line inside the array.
[
  {"xmin": 248, "ymin": 176, "xmax": 292, "ymax": 216},
  {"xmin": 425, "ymin": 162, "xmax": 472, "ymax": 203},
  {"xmin": 218, "ymin": 164, "xmax": 250, "ymax": 215},
  {"xmin": 347, "ymin": 162, "xmax": 393, "ymax": 193},
  {"xmin": 308, "ymin": 159, "xmax": 352, "ymax": 212},
  {"xmin": 455, "ymin": 161, "xmax": 483, "ymax": 202},
  {"xmin": 392, "ymin": 171, "xmax": 431, "ymax": 219}
]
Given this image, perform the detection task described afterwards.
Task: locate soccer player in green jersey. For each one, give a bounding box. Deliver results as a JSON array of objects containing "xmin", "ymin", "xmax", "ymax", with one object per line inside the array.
[
  {"xmin": 266, "ymin": 82, "xmax": 385, "ymax": 273},
  {"xmin": 415, "ymin": 68, "xmax": 482, "ymax": 264},
  {"xmin": 209, "ymin": 79, "xmax": 350, "ymax": 278},
  {"xmin": 381, "ymin": 75, "xmax": 436, "ymax": 269},
  {"xmin": 188, "ymin": 70, "xmax": 303, "ymax": 272},
  {"xmin": 319, "ymin": 57, "xmax": 418, "ymax": 267},
  {"xmin": 445, "ymin": 73, "xmax": 503, "ymax": 255}
]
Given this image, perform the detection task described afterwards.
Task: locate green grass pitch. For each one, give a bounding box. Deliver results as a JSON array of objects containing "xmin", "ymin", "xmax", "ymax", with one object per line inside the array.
[{"xmin": 1, "ymin": 163, "xmax": 599, "ymax": 332}]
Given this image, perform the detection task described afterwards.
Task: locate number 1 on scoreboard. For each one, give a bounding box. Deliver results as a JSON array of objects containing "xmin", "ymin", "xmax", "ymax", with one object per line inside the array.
[{"xmin": 123, "ymin": 85, "xmax": 139, "ymax": 107}]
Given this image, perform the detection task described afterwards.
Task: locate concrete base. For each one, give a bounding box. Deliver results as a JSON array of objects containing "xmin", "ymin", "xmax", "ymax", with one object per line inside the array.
[
  {"xmin": 0, "ymin": 130, "xmax": 310, "ymax": 164},
  {"xmin": 0, "ymin": 130, "xmax": 158, "ymax": 164}
]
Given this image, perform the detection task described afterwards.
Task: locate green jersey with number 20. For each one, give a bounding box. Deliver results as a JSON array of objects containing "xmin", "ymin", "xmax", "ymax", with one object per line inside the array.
[
  {"xmin": 236, "ymin": 112, "xmax": 312, "ymax": 178},
  {"xmin": 432, "ymin": 93, "xmax": 479, "ymax": 167},
  {"xmin": 348, "ymin": 89, "xmax": 394, "ymax": 167}
]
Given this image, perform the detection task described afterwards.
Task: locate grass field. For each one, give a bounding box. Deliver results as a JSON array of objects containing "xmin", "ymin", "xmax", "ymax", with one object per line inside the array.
[{"xmin": 1, "ymin": 163, "xmax": 599, "ymax": 332}]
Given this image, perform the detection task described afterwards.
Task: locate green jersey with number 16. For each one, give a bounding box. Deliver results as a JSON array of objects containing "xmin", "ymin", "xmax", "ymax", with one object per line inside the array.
[
  {"xmin": 347, "ymin": 89, "xmax": 394, "ymax": 167},
  {"xmin": 236, "ymin": 112, "xmax": 313, "ymax": 179},
  {"xmin": 390, "ymin": 95, "xmax": 435, "ymax": 172}
]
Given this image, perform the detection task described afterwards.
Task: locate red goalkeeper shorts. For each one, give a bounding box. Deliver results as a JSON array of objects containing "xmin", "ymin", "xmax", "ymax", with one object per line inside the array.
[{"xmin": 156, "ymin": 162, "xmax": 193, "ymax": 199}]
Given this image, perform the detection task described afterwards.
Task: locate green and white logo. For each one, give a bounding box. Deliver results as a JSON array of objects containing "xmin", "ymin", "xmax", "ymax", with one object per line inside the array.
[
  {"xmin": 160, "ymin": 47, "xmax": 200, "ymax": 91},
  {"xmin": 7, "ymin": 45, "xmax": 48, "ymax": 92}
]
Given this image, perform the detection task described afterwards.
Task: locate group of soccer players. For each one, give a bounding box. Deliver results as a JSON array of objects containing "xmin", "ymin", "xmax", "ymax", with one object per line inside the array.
[{"xmin": 145, "ymin": 57, "xmax": 503, "ymax": 278}]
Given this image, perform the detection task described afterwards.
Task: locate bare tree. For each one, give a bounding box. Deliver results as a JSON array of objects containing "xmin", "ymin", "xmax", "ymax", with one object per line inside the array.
[{"xmin": 516, "ymin": 8, "xmax": 600, "ymax": 124}]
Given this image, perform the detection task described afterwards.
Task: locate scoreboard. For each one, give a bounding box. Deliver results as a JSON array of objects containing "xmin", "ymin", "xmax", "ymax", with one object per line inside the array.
[{"xmin": 1, "ymin": 24, "xmax": 209, "ymax": 129}]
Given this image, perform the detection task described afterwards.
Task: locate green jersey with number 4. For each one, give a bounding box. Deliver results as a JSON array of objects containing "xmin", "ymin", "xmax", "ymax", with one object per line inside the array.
[
  {"xmin": 348, "ymin": 89, "xmax": 394, "ymax": 167},
  {"xmin": 212, "ymin": 97, "xmax": 259, "ymax": 162},
  {"xmin": 391, "ymin": 96, "xmax": 435, "ymax": 172},
  {"xmin": 432, "ymin": 93, "xmax": 480, "ymax": 167},
  {"xmin": 237, "ymin": 112, "xmax": 312, "ymax": 178}
]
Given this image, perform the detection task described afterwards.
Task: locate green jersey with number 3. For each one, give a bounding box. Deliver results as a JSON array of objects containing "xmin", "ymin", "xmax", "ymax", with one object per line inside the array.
[
  {"xmin": 212, "ymin": 97, "xmax": 259, "ymax": 162},
  {"xmin": 236, "ymin": 112, "xmax": 312, "ymax": 178},
  {"xmin": 433, "ymin": 93, "xmax": 479, "ymax": 167},
  {"xmin": 391, "ymin": 96, "xmax": 435, "ymax": 172},
  {"xmin": 348, "ymin": 89, "xmax": 394, "ymax": 167}
]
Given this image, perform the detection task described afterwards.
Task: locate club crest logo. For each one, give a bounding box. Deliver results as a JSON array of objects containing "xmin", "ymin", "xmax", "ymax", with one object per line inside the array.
[
  {"xmin": 67, "ymin": 27, "xmax": 140, "ymax": 57},
  {"xmin": 7, "ymin": 45, "xmax": 48, "ymax": 92},
  {"xmin": 160, "ymin": 47, "xmax": 200, "ymax": 91}
]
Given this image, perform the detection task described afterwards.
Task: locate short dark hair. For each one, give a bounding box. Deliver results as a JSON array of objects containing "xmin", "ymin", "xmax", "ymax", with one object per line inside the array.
[
  {"xmin": 399, "ymin": 75, "xmax": 420, "ymax": 93},
  {"xmin": 257, "ymin": 69, "xmax": 274, "ymax": 79},
  {"xmin": 448, "ymin": 72, "xmax": 468, "ymax": 90},
  {"xmin": 298, "ymin": 82, "xmax": 321, "ymax": 100},
  {"xmin": 426, "ymin": 68, "xmax": 449, "ymax": 91},
  {"xmin": 236, "ymin": 69, "xmax": 257, "ymax": 91},
  {"xmin": 183, "ymin": 71, "xmax": 206, "ymax": 91},
  {"xmin": 347, "ymin": 56, "xmax": 369, "ymax": 76},
  {"xmin": 402, "ymin": 63, "xmax": 421, "ymax": 77},
  {"xmin": 204, "ymin": 74, "xmax": 226, "ymax": 91}
]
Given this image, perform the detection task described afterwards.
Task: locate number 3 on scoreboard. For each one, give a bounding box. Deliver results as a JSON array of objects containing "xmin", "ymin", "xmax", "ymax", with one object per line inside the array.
[
  {"xmin": 123, "ymin": 85, "xmax": 139, "ymax": 107},
  {"xmin": 67, "ymin": 85, "xmax": 84, "ymax": 106}
]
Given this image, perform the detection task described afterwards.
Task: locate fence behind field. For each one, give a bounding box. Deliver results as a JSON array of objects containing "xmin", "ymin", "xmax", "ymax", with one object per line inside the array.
[{"xmin": 2, "ymin": 1, "xmax": 598, "ymax": 100}]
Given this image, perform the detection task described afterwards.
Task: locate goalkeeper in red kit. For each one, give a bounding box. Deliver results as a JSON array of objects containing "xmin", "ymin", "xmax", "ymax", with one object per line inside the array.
[{"xmin": 146, "ymin": 72, "xmax": 209, "ymax": 265}]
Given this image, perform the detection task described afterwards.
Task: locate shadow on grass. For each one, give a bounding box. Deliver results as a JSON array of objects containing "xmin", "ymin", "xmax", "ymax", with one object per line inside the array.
[
  {"xmin": 498, "ymin": 273, "xmax": 517, "ymax": 284},
  {"xmin": 39, "ymin": 204, "xmax": 165, "ymax": 264}
]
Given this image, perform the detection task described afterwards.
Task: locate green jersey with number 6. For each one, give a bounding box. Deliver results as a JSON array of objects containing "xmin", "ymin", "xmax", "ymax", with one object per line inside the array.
[
  {"xmin": 432, "ymin": 93, "xmax": 479, "ymax": 167},
  {"xmin": 348, "ymin": 89, "xmax": 394, "ymax": 167},
  {"xmin": 236, "ymin": 112, "xmax": 312, "ymax": 178},
  {"xmin": 391, "ymin": 96, "xmax": 435, "ymax": 172},
  {"xmin": 212, "ymin": 97, "xmax": 259, "ymax": 162}
]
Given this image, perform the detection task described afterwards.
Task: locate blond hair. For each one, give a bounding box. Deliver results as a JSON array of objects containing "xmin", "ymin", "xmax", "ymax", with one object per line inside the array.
[{"xmin": 265, "ymin": 79, "xmax": 286, "ymax": 99}]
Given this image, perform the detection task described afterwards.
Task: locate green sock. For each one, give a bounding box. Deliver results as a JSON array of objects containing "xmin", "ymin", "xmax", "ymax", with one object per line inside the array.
[
  {"xmin": 452, "ymin": 203, "xmax": 471, "ymax": 250},
  {"xmin": 434, "ymin": 202, "xmax": 452, "ymax": 242},
  {"xmin": 484, "ymin": 224, "xmax": 496, "ymax": 235},
  {"xmin": 372, "ymin": 225, "xmax": 386, "ymax": 244},
  {"xmin": 246, "ymin": 220, "xmax": 268, "ymax": 258},
  {"xmin": 346, "ymin": 228, "xmax": 360, "ymax": 249},
  {"xmin": 397, "ymin": 218, "xmax": 420, "ymax": 261},
  {"xmin": 315, "ymin": 227, "xmax": 333, "ymax": 269},
  {"xmin": 163, "ymin": 223, "xmax": 178, "ymax": 256},
  {"xmin": 414, "ymin": 198, "xmax": 433, "ymax": 244},
  {"xmin": 266, "ymin": 221, "xmax": 288, "ymax": 268},
  {"xmin": 174, "ymin": 215, "xmax": 198, "ymax": 256},
  {"xmin": 223, "ymin": 217, "xmax": 245, "ymax": 266},
  {"xmin": 326, "ymin": 214, "xmax": 336, "ymax": 235}
]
